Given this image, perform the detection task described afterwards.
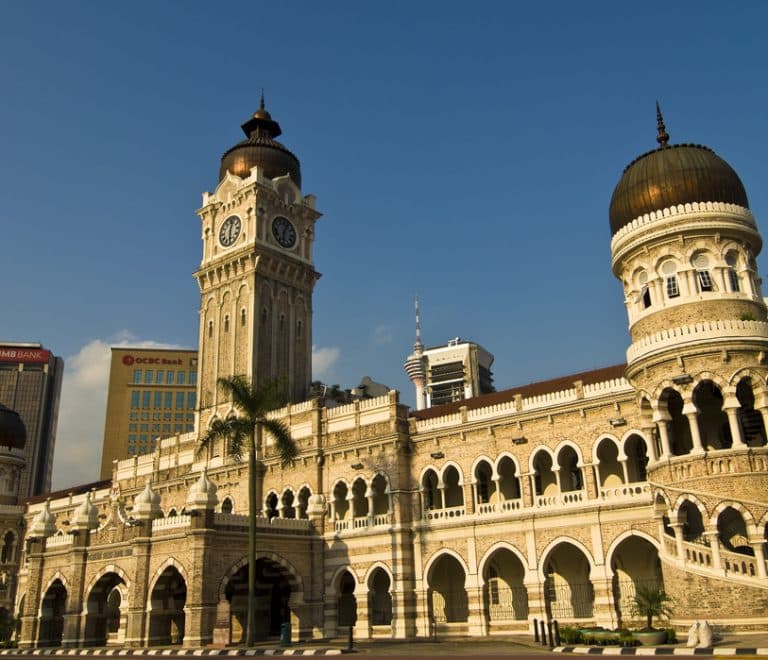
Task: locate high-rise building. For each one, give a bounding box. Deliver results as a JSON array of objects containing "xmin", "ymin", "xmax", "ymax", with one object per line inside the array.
[
  {"xmin": 0, "ymin": 343, "xmax": 62, "ymax": 497},
  {"xmin": 99, "ymin": 347, "xmax": 198, "ymax": 478}
]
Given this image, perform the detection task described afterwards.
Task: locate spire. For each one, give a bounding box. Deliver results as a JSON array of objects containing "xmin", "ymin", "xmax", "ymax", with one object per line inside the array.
[
  {"xmin": 260, "ymin": 88, "xmax": 265, "ymax": 111},
  {"xmin": 414, "ymin": 297, "xmax": 424, "ymax": 353},
  {"xmin": 656, "ymin": 101, "xmax": 670, "ymax": 147}
]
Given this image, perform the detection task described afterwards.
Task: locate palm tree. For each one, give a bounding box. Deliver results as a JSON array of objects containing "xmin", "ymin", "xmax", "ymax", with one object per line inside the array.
[
  {"xmin": 199, "ymin": 376, "xmax": 298, "ymax": 646},
  {"xmin": 631, "ymin": 584, "xmax": 673, "ymax": 631}
]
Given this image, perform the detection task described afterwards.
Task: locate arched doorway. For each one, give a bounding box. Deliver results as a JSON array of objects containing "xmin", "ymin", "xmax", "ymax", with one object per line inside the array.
[
  {"xmin": 148, "ymin": 566, "xmax": 186, "ymax": 645},
  {"xmin": 482, "ymin": 549, "xmax": 528, "ymax": 627},
  {"xmin": 660, "ymin": 388, "xmax": 692, "ymax": 455},
  {"xmin": 337, "ymin": 570, "xmax": 357, "ymax": 630},
  {"xmin": 225, "ymin": 558, "xmax": 292, "ymax": 642},
  {"xmin": 736, "ymin": 378, "xmax": 767, "ymax": 446},
  {"xmin": 38, "ymin": 579, "xmax": 66, "ymax": 647},
  {"xmin": 609, "ymin": 536, "xmax": 662, "ymax": 625},
  {"xmin": 428, "ymin": 554, "xmax": 468, "ymax": 625},
  {"xmin": 693, "ymin": 381, "xmax": 731, "ymax": 449},
  {"xmin": 368, "ymin": 568, "xmax": 392, "ymax": 627},
  {"xmin": 84, "ymin": 572, "xmax": 127, "ymax": 646},
  {"xmin": 542, "ymin": 543, "xmax": 594, "ymax": 620}
]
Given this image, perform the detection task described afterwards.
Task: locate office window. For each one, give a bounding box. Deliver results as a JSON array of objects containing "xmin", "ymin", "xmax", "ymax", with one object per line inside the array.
[
  {"xmin": 129, "ymin": 423, "xmax": 137, "ymax": 432},
  {"xmin": 154, "ymin": 391, "xmax": 162, "ymax": 409},
  {"xmin": 162, "ymin": 424, "xmax": 171, "ymax": 432},
  {"xmin": 174, "ymin": 424, "xmax": 183, "ymax": 432},
  {"xmin": 141, "ymin": 412, "xmax": 149, "ymax": 421},
  {"xmin": 167, "ymin": 371, "xmax": 174, "ymax": 385},
  {"xmin": 186, "ymin": 424, "xmax": 194, "ymax": 432},
  {"xmin": 152, "ymin": 423, "xmax": 160, "ymax": 432},
  {"xmin": 175, "ymin": 413, "xmax": 184, "ymax": 421},
  {"xmin": 128, "ymin": 446, "xmax": 136, "ymax": 455},
  {"xmin": 186, "ymin": 413, "xmax": 194, "ymax": 421},
  {"xmin": 156, "ymin": 371, "xmax": 164, "ymax": 384},
  {"xmin": 130, "ymin": 391, "xmax": 140, "ymax": 409},
  {"xmin": 128, "ymin": 434, "xmax": 137, "ymax": 443},
  {"xmin": 144, "ymin": 370, "xmax": 153, "ymax": 384},
  {"xmin": 129, "ymin": 412, "xmax": 138, "ymax": 421},
  {"xmin": 187, "ymin": 392, "xmax": 196, "ymax": 410},
  {"xmin": 163, "ymin": 412, "xmax": 171, "ymax": 421},
  {"xmin": 164, "ymin": 392, "xmax": 172, "ymax": 409},
  {"xmin": 140, "ymin": 424, "xmax": 148, "ymax": 432},
  {"xmin": 140, "ymin": 434, "xmax": 148, "ymax": 442},
  {"xmin": 152, "ymin": 412, "xmax": 161, "ymax": 421},
  {"xmin": 176, "ymin": 392, "xmax": 185, "ymax": 409},
  {"xmin": 133, "ymin": 370, "xmax": 142, "ymax": 384},
  {"xmin": 142, "ymin": 391, "xmax": 151, "ymax": 409},
  {"xmin": 190, "ymin": 371, "xmax": 197, "ymax": 385},
  {"xmin": 178, "ymin": 371, "xmax": 186, "ymax": 385}
]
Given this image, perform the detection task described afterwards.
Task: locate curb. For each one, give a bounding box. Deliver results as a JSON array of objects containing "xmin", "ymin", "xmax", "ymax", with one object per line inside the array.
[
  {"xmin": 0, "ymin": 651, "xmax": 344, "ymax": 657},
  {"xmin": 553, "ymin": 647, "xmax": 768, "ymax": 656}
]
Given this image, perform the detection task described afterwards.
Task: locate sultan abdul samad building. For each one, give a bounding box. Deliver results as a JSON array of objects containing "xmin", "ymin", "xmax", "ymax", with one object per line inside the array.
[{"xmin": 8, "ymin": 103, "xmax": 768, "ymax": 647}]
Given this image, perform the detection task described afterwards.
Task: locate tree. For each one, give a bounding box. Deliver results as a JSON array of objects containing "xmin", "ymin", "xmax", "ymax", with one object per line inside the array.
[
  {"xmin": 199, "ymin": 376, "xmax": 298, "ymax": 646},
  {"xmin": 631, "ymin": 585, "xmax": 673, "ymax": 631}
]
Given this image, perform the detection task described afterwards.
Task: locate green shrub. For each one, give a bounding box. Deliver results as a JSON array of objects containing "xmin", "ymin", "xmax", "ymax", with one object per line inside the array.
[
  {"xmin": 559, "ymin": 625, "xmax": 583, "ymax": 644},
  {"xmin": 665, "ymin": 628, "xmax": 677, "ymax": 644}
]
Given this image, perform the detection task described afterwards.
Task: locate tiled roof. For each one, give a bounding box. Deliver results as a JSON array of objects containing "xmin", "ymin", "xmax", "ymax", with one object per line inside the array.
[
  {"xmin": 412, "ymin": 363, "xmax": 627, "ymax": 420},
  {"xmin": 24, "ymin": 479, "xmax": 113, "ymax": 506}
]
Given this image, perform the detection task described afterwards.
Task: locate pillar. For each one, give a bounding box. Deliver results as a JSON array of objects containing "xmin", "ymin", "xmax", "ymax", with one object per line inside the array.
[
  {"xmin": 653, "ymin": 414, "xmax": 672, "ymax": 458},
  {"xmin": 669, "ymin": 523, "xmax": 685, "ymax": 562},
  {"xmin": 749, "ymin": 538, "xmax": 767, "ymax": 579},
  {"xmin": 683, "ymin": 409, "xmax": 705, "ymax": 453},
  {"xmin": 704, "ymin": 531, "xmax": 723, "ymax": 574},
  {"xmin": 724, "ymin": 400, "xmax": 747, "ymax": 448}
]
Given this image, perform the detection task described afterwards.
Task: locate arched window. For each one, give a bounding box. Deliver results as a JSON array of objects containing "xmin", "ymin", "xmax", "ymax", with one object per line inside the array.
[
  {"xmin": 220, "ymin": 497, "xmax": 233, "ymax": 514},
  {"xmin": 661, "ymin": 260, "xmax": 680, "ymax": 299},
  {"xmin": 637, "ymin": 270, "xmax": 651, "ymax": 309},
  {"xmin": 207, "ymin": 321, "xmax": 213, "ymax": 338},
  {"xmin": 265, "ymin": 492, "xmax": 279, "ymax": 519},
  {"xmin": 693, "ymin": 254, "xmax": 714, "ymax": 292},
  {"xmin": 0, "ymin": 532, "xmax": 15, "ymax": 563},
  {"xmin": 726, "ymin": 253, "xmax": 741, "ymax": 292},
  {"xmin": 422, "ymin": 470, "xmax": 440, "ymax": 511},
  {"xmin": 240, "ymin": 308, "xmax": 247, "ymax": 326},
  {"xmin": 223, "ymin": 315, "xmax": 230, "ymax": 332}
]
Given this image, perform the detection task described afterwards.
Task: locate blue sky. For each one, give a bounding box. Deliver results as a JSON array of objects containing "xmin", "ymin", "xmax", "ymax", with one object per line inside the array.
[{"xmin": 3, "ymin": 1, "xmax": 768, "ymax": 489}]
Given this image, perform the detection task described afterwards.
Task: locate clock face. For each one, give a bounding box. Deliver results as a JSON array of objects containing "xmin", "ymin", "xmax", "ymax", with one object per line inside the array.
[
  {"xmin": 272, "ymin": 216, "xmax": 297, "ymax": 248},
  {"xmin": 219, "ymin": 215, "xmax": 241, "ymax": 247}
]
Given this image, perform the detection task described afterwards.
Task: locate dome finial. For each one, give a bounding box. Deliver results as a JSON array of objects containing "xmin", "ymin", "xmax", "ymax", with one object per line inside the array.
[
  {"xmin": 260, "ymin": 88, "xmax": 265, "ymax": 111},
  {"xmin": 656, "ymin": 101, "xmax": 670, "ymax": 147},
  {"xmin": 414, "ymin": 297, "xmax": 424, "ymax": 353}
]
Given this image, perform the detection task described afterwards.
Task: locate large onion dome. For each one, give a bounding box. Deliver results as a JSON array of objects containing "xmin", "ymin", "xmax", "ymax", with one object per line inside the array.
[
  {"xmin": 0, "ymin": 403, "xmax": 25, "ymax": 450},
  {"xmin": 219, "ymin": 96, "xmax": 301, "ymax": 186},
  {"xmin": 609, "ymin": 105, "xmax": 749, "ymax": 235}
]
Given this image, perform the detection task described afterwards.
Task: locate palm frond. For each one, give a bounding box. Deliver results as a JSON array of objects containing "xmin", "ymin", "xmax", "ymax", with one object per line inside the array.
[
  {"xmin": 198, "ymin": 416, "xmax": 251, "ymax": 462},
  {"xmin": 217, "ymin": 375, "xmax": 254, "ymax": 415},
  {"xmin": 252, "ymin": 378, "xmax": 287, "ymax": 412},
  {"xmin": 261, "ymin": 417, "xmax": 298, "ymax": 467}
]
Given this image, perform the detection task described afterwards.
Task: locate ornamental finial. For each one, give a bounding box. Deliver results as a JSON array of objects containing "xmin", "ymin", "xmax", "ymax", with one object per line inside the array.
[{"xmin": 656, "ymin": 101, "xmax": 670, "ymax": 147}]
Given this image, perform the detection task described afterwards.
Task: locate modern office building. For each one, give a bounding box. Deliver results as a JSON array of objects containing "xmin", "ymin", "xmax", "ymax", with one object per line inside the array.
[
  {"xmin": 14, "ymin": 104, "xmax": 768, "ymax": 649},
  {"xmin": 99, "ymin": 347, "xmax": 198, "ymax": 478},
  {"xmin": 0, "ymin": 343, "xmax": 63, "ymax": 497}
]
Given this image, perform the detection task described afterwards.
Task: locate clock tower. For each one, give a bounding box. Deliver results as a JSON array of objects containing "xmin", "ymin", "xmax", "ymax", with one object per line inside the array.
[{"xmin": 194, "ymin": 100, "xmax": 321, "ymax": 428}]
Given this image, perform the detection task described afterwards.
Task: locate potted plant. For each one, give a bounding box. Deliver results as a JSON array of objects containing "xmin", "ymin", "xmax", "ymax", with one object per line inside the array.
[{"xmin": 630, "ymin": 585, "xmax": 673, "ymax": 645}]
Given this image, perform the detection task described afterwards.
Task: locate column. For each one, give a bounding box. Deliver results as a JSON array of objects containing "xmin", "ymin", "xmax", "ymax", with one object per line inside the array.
[
  {"xmin": 619, "ymin": 459, "xmax": 629, "ymax": 484},
  {"xmin": 724, "ymin": 399, "xmax": 747, "ymax": 448},
  {"xmin": 682, "ymin": 402, "xmax": 705, "ymax": 453},
  {"xmin": 365, "ymin": 486, "xmax": 374, "ymax": 524},
  {"xmin": 669, "ymin": 523, "xmax": 685, "ymax": 562},
  {"xmin": 641, "ymin": 424, "xmax": 659, "ymax": 463},
  {"xmin": 704, "ymin": 531, "xmax": 722, "ymax": 573},
  {"xmin": 353, "ymin": 583, "xmax": 370, "ymax": 640},
  {"xmin": 553, "ymin": 468, "xmax": 562, "ymax": 492},
  {"xmin": 653, "ymin": 414, "xmax": 672, "ymax": 458},
  {"xmin": 749, "ymin": 538, "xmax": 767, "ymax": 578},
  {"xmin": 592, "ymin": 463, "xmax": 602, "ymax": 493}
]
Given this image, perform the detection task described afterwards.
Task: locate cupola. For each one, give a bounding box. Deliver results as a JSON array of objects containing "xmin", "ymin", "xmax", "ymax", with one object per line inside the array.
[
  {"xmin": 219, "ymin": 95, "xmax": 302, "ymax": 186},
  {"xmin": 185, "ymin": 467, "xmax": 218, "ymax": 511},
  {"xmin": 0, "ymin": 404, "xmax": 26, "ymax": 450}
]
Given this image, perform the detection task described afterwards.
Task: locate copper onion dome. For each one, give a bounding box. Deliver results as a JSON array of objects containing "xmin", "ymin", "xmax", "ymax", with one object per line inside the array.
[
  {"xmin": 609, "ymin": 105, "xmax": 749, "ymax": 235},
  {"xmin": 219, "ymin": 96, "xmax": 301, "ymax": 186},
  {"xmin": 0, "ymin": 403, "xmax": 26, "ymax": 450}
]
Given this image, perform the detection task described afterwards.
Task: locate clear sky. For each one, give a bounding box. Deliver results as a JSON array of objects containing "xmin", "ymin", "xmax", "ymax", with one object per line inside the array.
[{"xmin": 3, "ymin": 1, "xmax": 768, "ymax": 489}]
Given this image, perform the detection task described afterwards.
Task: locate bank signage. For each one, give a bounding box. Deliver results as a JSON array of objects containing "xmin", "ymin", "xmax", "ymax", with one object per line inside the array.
[
  {"xmin": 122, "ymin": 355, "xmax": 184, "ymax": 367},
  {"xmin": 0, "ymin": 347, "xmax": 51, "ymax": 363}
]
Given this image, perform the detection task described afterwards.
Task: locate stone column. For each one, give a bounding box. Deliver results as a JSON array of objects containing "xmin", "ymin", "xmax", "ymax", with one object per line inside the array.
[
  {"xmin": 749, "ymin": 538, "xmax": 767, "ymax": 578},
  {"xmin": 18, "ymin": 538, "xmax": 44, "ymax": 648},
  {"xmin": 522, "ymin": 472, "xmax": 535, "ymax": 508},
  {"xmin": 353, "ymin": 582, "xmax": 370, "ymax": 640},
  {"xmin": 125, "ymin": 535, "xmax": 152, "ymax": 647},
  {"xmin": 653, "ymin": 412, "xmax": 672, "ymax": 458},
  {"xmin": 465, "ymin": 576, "xmax": 486, "ymax": 636},
  {"xmin": 669, "ymin": 523, "xmax": 686, "ymax": 562},
  {"xmin": 724, "ymin": 398, "xmax": 747, "ymax": 448},
  {"xmin": 61, "ymin": 542, "xmax": 88, "ymax": 647},
  {"xmin": 682, "ymin": 405, "xmax": 705, "ymax": 453},
  {"xmin": 619, "ymin": 459, "xmax": 629, "ymax": 484},
  {"xmin": 704, "ymin": 531, "xmax": 723, "ymax": 573},
  {"xmin": 641, "ymin": 424, "xmax": 659, "ymax": 463},
  {"xmin": 590, "ymin": 569, "xmax": 617, "ymax": 630}
]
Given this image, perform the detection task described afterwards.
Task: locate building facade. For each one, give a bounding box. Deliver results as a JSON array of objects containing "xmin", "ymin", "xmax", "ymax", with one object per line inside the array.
[
  {"xmin": 0, "ymin": 343, "xmax": 63, "ymax": 498},
  {"xmin": 100, "ymin": 348, "xmax": 198, "ymax": 479},
  {"xmin": 13, "ymin": 107, "xmax": 768, "ymax": 648}
]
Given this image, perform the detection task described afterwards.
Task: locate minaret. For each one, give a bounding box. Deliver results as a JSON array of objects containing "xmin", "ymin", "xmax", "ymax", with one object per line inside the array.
[{"xmin": 403, "ymin": 298, "xmax": 427, "ymax": 410}]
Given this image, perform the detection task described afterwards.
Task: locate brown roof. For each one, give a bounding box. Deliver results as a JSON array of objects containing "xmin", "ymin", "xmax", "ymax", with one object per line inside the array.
[
  {"xmin": 23, "ymin": 478, "xmax": 113, "ymax": 506},
  {"xmin": 412, "ymin": 363, "xmax": 627, "ymax": 420}
]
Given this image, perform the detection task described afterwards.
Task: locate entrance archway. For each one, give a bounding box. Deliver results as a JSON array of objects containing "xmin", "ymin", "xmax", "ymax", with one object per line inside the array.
[
  {"xmin": 542, "ymin": 543, "xmax": 594, "ymax": 620},
  {"xmin": 482, "ymin": 548, "xmax": 528, "ymax": 624},
  {"xmin": 148, "ymin": 566, "xmax": 186, "ymax": 645},
  {"xmin": 428, "ymin": 554, "xmax": 468, "ymax": 624},
  {"xmin": 608, "ymin": 535, "xmax": 661, "ymax": 625},
  {"xmin": 84, "ymin": 572, "xmax": 127, "ymax": 646},
  {"xmin": 337, "ymin": 570, "xmax": 357, "ymax": 628},
  {"xmin": 367, "ymin": 568, "xmax": 392, "ymax": 626},
  {"xmin": 38, "ymin": 579, "xmax": 66, "ymax": 647},
  {"xmin": 225, "ymin": 558, "xmax": 292, "ymax": 642}
]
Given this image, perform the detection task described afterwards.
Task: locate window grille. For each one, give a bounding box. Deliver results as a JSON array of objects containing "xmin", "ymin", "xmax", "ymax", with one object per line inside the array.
[
  {"xmin": 666, "ymin": 276, "xmax": 679, "ymax": 298},
  {"xmin": 697, "ymin": 270, "xmax": 713, "ymax": 292}
]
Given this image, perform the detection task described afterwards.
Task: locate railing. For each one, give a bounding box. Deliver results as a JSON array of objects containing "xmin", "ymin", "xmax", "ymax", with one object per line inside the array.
[
  {"xmin": 334, "ymin": 513, "xmax": 392, "ymax": 532},
  {"xmin": 424, "ymin": 505, "xmax": 466, "ymax": 521},
  {"xmin": 46, "ymin": 533, "xmax": 74, "ymax": 548},
  {"xmin": 544, "ymin": 581, "xmax": 594, "ymax": 619},
  {"xmin": 599, "ymin": 483, "xmax": 651, "ymax": 502},
  {"xmin": 721, "ymin": 547, "xmax": 760, "ymax": 578},
  {"xmin": 536, "ymin": 490, "xmax": 584, "ymax": 508},
  {"xmin": 152, "ymin": 515, "xmax": 192, "ymax": 531},
  {"xmin": 487, "ymin": 586, "xmax": 529, "ymax": 621},
  {"xmin": 476, "ymin": 499, "xmax": 523, "ymax": 515}
]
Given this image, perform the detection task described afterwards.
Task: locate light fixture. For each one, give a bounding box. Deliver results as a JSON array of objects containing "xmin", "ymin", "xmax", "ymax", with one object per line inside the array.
[
  {"xmin": 351, "ymin": 462, "xmax": 364, "ymax": 470},
  {"xmin": 511, "ymin": 437, "xmax": 527, "ymax": 445},
  {"xmin": 430, "ymin": 451, "xmax": 445, "ymax": 459},
  {"xmin": 672, "ymin": 374, "xmax": 693, "ymax": 385},
  {"xmin": 609, "ymin": 418, "xmax": 627, "ymax": 427}
]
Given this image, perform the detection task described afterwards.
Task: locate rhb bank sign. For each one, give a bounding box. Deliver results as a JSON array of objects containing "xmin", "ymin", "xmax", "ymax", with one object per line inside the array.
[
  {"xmin": 122, "ymin": 354, "xmax": 184, "ymax": 367},
  {"xmin": 0, "ymin": 347, "xmax": 51, "ymax": 363}
]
